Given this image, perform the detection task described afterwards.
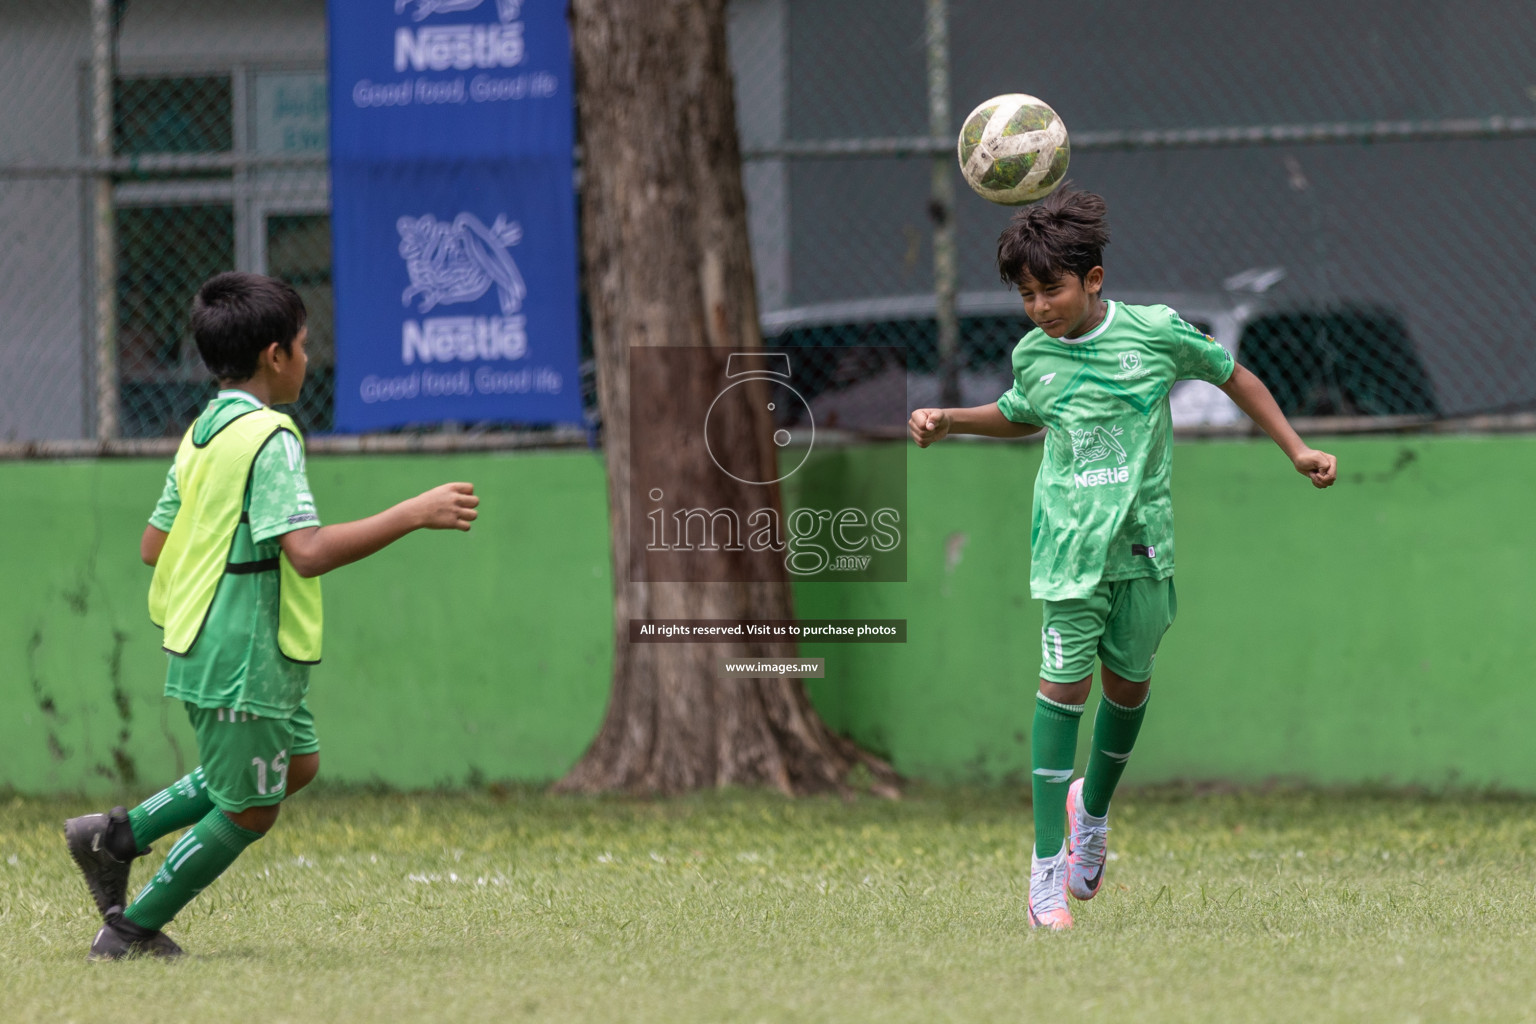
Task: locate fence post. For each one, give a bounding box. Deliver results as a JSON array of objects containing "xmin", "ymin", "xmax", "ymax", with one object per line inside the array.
[
  {"xmin": 925, "ymin": 0, "xmax": 959, "ymax": 408},
  {"xmin": 90, "ymin": 0, "xmax": 117, "ymax": 442}
]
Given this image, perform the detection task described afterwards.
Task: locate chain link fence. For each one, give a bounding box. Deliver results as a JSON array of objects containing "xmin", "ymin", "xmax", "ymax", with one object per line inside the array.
[
  {"xmin": 731, "ymin": 0, "xmax": 1536, "ymax": 433},
  {"xmin": 1, "ymin": 0, "xmax": 1533, "ymax": 448}
]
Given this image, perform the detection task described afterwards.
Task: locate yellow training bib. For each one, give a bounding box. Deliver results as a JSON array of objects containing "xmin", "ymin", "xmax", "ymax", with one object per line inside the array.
[{"xmin": 148, "ymin": 407, "xmax": 322, "ymax": 663}]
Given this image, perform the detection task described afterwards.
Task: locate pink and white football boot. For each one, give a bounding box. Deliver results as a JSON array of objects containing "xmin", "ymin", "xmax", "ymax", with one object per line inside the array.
[
  {"xmin": 1065, "ymin": 777, "xmax": 1110, "ymax": 901},
  {"xmin": 1027, "ymin": 844, "xmax": 1074, "ymax": 930}
]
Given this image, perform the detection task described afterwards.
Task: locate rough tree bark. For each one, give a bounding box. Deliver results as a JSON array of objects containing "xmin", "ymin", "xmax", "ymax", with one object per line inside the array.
[{"xmin": 556, "ymin": 0, "xmax": 899, "ymax": 797}]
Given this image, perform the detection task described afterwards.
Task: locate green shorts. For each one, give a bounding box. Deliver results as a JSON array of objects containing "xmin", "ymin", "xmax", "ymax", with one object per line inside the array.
[
  {"xmin": 1039, "ymin": 577, "xmax": 1177, "ymax": 683},
  {"xmin": 186, "ymin": 701, "xmax": 320, "ymax": 813}
]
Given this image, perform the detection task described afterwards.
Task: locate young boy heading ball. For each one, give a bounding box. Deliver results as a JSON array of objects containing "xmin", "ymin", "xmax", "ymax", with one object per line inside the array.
[
  {"xmin": 66, "ymin": 272, "xmax": 480, "ymax": 959},
  {"xmin": 908, "ymin": 188, "xmax": 1336, "ymax": 930}
]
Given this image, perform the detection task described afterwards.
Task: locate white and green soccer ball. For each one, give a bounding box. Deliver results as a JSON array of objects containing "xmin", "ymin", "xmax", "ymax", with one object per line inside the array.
[{"xmin": 956, "ymin": 94, "xmax": 1070, "ymax": 205}]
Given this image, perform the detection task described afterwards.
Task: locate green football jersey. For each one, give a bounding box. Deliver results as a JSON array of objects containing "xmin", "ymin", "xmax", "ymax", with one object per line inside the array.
[
  {"xmin": 150, "ymin": 390, "xmax": 322, "ymax": 717},
  {"xmin": 996, "ymin": 300, "xmax": 1234, "ymax": 600}
]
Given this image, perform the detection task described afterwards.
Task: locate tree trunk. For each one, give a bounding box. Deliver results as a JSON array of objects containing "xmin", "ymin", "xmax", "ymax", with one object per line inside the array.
[{"xmin": 557, "ymin": 0, "xmax": 898, "ymax": 797}]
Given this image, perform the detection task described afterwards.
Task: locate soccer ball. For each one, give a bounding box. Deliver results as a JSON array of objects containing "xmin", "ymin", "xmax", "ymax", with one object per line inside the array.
[{"xmin": 956, "ymin": 94, "xmax": 1070, "ymax": 205}]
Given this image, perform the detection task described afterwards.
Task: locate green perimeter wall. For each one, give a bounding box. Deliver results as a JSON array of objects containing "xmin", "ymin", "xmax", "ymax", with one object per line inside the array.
[{"xmin": 2, "ymin": 435, "xmax": 1532, "ymax": 796}]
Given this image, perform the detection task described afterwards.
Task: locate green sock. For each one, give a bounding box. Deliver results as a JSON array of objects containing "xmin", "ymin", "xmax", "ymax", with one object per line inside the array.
[
  {"xmin": 125, "ymin": 767, "xmax": 215, "ymax": 851},
  {"xmin": 123, "ymin": 808, "xmax": 263, "ymax": 931},
  {"xmin": 1031, "ymin": 693, "xmax": 1083, "ymax": 858},
  {"xmin": 1082, "ymin": 693, "xmax": 1149, "ymax": 818}
]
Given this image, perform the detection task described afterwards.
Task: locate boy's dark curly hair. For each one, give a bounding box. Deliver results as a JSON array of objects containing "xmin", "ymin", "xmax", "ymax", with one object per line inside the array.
[{"xmin": 996, "ymin": 185, "xmax": 1110, "ymax": 288}]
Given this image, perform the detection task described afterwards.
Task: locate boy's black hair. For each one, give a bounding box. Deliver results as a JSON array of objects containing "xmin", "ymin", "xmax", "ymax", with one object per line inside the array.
[
  {"xmin": 190, "ymin": 272, "xmax": 307, "ymax": 382},
  {"xmin": 995, "ymin": 185, "xmax": 1110, "ymax": 288}
]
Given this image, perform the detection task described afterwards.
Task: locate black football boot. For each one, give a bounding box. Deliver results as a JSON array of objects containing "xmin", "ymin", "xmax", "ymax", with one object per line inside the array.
[
  {"xmin": 87, "ymin": 906, "xmax": 183, "ymax": 961},
  {"xmin": 65, "ymin": 807, "xmax": 148, "ymax": 918}
]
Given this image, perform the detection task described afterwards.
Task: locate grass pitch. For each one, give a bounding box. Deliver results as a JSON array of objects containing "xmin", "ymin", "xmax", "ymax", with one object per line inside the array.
[{"xmin": 3, "ymin": 785, "xmax": 1534, "ymax": 1023}]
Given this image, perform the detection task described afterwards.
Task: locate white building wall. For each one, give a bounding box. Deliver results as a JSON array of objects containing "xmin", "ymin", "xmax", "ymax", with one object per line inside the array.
[
  {"xmin": 0, "ymin": 0, "xmax": 328, "ymax": 441},
  {"xmin": 0, "ymin": 2, "xmax": 91, "ymax": 440}
]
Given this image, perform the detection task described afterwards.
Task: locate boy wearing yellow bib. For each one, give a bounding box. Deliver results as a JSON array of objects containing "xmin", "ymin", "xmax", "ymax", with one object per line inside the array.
[{"xmin": 66, "ymin": 273, "xmax": 480, "ymax": 960}]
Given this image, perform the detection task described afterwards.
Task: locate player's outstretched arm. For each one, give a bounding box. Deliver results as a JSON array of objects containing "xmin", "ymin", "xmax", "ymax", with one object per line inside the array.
[
  {"xmin": 279, "ymin": 481, "xmax": 478, "ymax": 578},
  {"xmin": 908, "ymin": 404, "xmax": 1041, "ymax": 447},
  {"xmin": 1219, "ymin": 363, "xmax": 1338, "ymax": 488}
]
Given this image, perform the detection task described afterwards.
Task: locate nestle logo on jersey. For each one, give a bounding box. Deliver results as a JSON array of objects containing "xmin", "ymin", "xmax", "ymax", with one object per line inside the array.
[{"xmin": 1074, "ymin": 466, "xmax": 1130, "ymax": 488}]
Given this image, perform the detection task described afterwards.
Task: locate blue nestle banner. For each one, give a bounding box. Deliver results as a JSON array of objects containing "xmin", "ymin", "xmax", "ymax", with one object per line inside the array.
[{"xmin": 328, "ymin": 0, "xmax": 581, "ymax": 431}]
